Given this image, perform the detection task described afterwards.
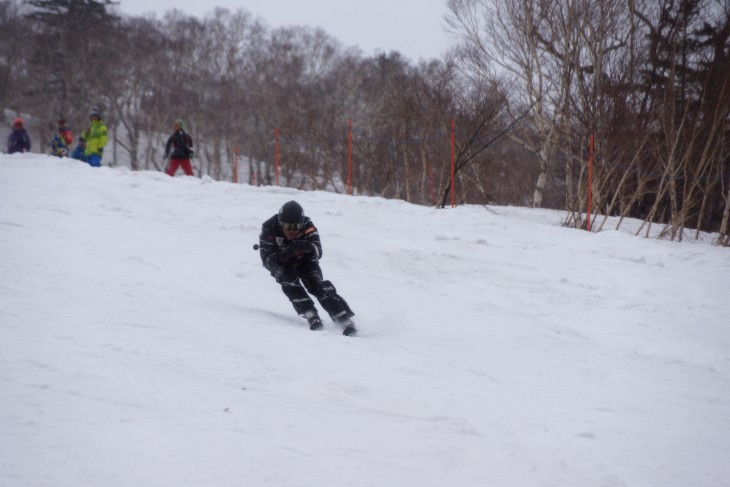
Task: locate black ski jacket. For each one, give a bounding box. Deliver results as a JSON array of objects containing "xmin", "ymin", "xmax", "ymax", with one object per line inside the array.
[
  {"xmin": 259, "ymin": 214, "xmax": 322, "ymax": 274},
  {"xmin": 164, "ymin": 130, "xmax": 193, "ymax": 160}
]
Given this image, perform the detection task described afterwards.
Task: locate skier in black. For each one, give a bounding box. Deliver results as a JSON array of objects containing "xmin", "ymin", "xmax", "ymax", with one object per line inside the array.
[
  {"xmin": 164, "ymin": 119, "xmax": 194, "ymax": 176},
  {"xmin": 259, "ymin": 201, "xmax": 357, "ymax": 336}
]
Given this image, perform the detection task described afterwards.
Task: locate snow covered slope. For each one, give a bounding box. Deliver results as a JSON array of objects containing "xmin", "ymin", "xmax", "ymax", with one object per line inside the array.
[{"xmin": 2, "ymin": 153, "xmax": 729, "ymax": 487}]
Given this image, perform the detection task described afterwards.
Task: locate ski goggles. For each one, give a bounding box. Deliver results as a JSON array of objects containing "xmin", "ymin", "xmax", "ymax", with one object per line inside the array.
[{"xmin": 281, "ymin": 221, "xmax": 303, "ymax": 231}]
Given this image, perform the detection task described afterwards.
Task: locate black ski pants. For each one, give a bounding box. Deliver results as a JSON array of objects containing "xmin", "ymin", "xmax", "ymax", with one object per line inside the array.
[{"xmin": 277, "ymin": 260, "xmax": 353, "ymax": 322}]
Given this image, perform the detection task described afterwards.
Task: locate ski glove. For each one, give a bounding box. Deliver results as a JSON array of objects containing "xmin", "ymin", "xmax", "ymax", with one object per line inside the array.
[
  {"xmin": 267, "ymin": 248, "xmax": 295, "ymax": 268},
  {"xmin": 267, "ymin": 241, "xmax": 313, "ymax": 270},
  {"xmin": 280, "ymin": 243, "xmax": 309, "ymax": 263},
  {"xmin": 291, "ymin": 239, "xmax": 314, "ymax": 255},
  {"xmin": 278, "ymin": 246, "xmax": 297, "ymax": 265}
]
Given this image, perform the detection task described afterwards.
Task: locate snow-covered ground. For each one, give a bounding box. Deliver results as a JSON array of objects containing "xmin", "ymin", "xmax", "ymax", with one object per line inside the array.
[{"xmin": 1, "ymin": 153, "xmax": 729, "ymax": 487}]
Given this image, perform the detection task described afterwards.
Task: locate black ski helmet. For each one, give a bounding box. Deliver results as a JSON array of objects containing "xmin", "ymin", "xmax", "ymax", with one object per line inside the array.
[{"xmin": 278, "ymin": 200, "xmax": 305, "ymax": 227}]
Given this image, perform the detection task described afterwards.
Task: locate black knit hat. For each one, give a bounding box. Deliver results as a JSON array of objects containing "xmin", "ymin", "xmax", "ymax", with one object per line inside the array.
[{"xmin": 278, "ymin": 201, "xmax": 305, "ymax": 228}]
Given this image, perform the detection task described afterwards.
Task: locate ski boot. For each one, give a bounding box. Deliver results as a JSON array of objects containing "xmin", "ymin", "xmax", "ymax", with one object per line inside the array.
[
  {"xmin": 338, "ymin": 318, "xmax": 357, "ymax": 337},
  {"xmin": 304, "ymin": 311, "xmax": 323, "ymax": 331}
]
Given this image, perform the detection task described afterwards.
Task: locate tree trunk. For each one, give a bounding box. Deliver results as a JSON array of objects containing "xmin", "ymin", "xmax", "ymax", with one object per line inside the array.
[{"xmin": 533, "ymin": 152, "xmax": 548, "ymax": 208}]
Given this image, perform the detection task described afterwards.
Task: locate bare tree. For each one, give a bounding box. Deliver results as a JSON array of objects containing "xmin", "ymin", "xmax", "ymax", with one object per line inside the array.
[
  {"xmin": 447, "ymin": 0, "xmax": 565, "ymax": 208},
  {"xmin": 109, "ymin": 16, "xmax": 166, "ymax": 170},
  {"xmin": 629, "ymin": 0, "xmax": 730, "ymax": 240},
  {"xmin": 22, "ymin": 0, "xmax": 120, "ymax": 138}
]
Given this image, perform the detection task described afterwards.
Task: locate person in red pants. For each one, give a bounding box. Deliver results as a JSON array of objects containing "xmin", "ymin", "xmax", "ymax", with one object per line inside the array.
[{"xmin": 164, "ymin": 119, "xmax": 194, "ymax": 176}]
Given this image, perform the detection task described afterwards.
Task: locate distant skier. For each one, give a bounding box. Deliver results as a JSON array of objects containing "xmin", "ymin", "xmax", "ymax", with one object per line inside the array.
[
  {"xmin": 7, "ymin": 117, "xmax": 31, "ymax": 154},
  {"xmin": 164, "ymin": 119, "xmax": 194, "ymax": 177},
  {"xmin": 258, "ymin": 200, "xmax": 357, "ymax": 336},
  {"xmin": 71, "ymin": 137, "xmax": 87, "ymax": 162},
  {"xmin": 81, "ymin": 107, "xmax": 108, "ymax": 167},
  {"xmin": 57, "ymin": 119, "xmax": 73, "ymax": 146},
  {"xmin": 49, "ymin": 119, "xmax": 72, "ymax": 157}
]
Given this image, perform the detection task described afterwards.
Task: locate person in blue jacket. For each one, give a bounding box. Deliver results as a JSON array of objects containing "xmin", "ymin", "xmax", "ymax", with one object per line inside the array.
[
  {"xmin": 7, "ymin": 117, "xmax": 31, "ymax": 154},
  {"xmin": 71, "ymin": 137, "xmax": 88, "ymax": 162},
  {"xmin": 49, "ymin": 130, "xmax": 69, "ymax": 157}
]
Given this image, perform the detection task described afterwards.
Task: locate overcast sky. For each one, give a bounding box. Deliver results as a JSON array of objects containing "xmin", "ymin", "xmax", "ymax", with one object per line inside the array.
[{"xmin": 117, "ymin": 0, "xmax": 454, "ymax": 62}]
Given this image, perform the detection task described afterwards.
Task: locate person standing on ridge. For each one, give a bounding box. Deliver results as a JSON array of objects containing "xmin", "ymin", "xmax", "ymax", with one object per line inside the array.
[
  {"xmin": 258, "ymin": 200, "xmax": 357, "ymax": 336},
  {"xmin": 81, "ymin": 107, "xmax": 108, "ymax": 167},
  {"xmin": 49, "ymin": 119, "xmax": 72, "ymax": 157},
  {"xmin": 164, "ymin": 119, "xmax": 195, "ymax": 177},
  {"xmin": 71, "ymin": 137, "xmax": 87, "ymax": 162},
  {"xmin": 7, "ymin": 117, "xmax": 31, "ymax": 154},
  {"xmin": 57, "ymin": 119, "xmax": 73, "ymax": 146}
]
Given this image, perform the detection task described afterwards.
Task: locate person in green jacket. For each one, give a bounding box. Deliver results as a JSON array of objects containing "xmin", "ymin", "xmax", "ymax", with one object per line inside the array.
[{"xmin": 81, "ymin": 107, "xmax": 108, "ymax": 167}]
